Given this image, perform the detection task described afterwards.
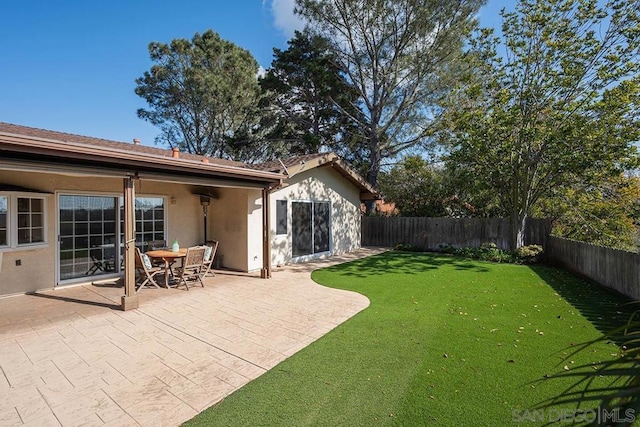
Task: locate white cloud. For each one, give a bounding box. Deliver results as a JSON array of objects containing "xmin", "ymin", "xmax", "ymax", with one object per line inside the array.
[
  {"xmin": 257, "ymin": 65, "xmax": 266, "ymax": 78},
  {"xmin": 269, "ymin": 0, "xmax": 305, "ymax": 38}
]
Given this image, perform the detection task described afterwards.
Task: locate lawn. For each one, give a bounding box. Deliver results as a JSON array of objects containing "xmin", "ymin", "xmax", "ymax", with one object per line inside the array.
[{"xmin": 185, "ymin": 251, "xmax": 633, "ymax": 426}]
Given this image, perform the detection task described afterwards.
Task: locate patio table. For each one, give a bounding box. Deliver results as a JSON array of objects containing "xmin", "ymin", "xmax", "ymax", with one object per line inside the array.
[{"xmin": 146, "ymin": 248, "xmax": 188, "ymax": 287}]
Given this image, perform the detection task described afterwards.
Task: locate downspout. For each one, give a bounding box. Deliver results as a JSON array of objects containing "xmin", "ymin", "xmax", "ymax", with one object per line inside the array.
[{"xmin": 121, "ymin": 175, "xmax": 139, "ymax": 310}]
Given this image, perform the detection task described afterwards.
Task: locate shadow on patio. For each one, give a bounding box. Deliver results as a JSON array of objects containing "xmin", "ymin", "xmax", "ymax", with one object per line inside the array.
[{"xmin": 0, "ymin": 247, "xmax": 385, "ymax": 426}]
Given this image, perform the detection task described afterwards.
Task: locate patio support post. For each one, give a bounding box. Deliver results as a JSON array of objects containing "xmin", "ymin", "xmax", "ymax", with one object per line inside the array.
[
  {"xmin": 261, "ymin": 186, "xmax": 272, "ymax": 279},
  {"xmin": 121, "ymin": 176, "xmax": 139, "ymax": 310}
]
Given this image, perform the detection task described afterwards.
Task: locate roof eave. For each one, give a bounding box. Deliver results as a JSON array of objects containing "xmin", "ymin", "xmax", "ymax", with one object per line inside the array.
[{"xmin": 0, "ymin": 131, "xmax": 284, "ymax": 184}]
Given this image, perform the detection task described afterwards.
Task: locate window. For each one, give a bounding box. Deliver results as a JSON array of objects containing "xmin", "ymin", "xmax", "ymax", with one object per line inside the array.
[
  {"xmin": 0, "ymin": 194, "xmax": 47, "ymax": 249},
  {"xmin": 292, "ymin": 201, "xmax": 330, "ymax": 257},
  {"xmin": 276, "ymin": 200, "xmax": 287, "ymax": 235},
  {"xmin": 17, "ymin": 197, "xmax": 44, "ymax": 244},
  {"xmin": 0, "ymin": 196, "xmax": 7, "ymax": 246},
  {"xmin": 135, "ymin": 197, "xmax": 165, "ymax": 243},
  {"xmin": 59, "ymin": 195, "xmax": 117, "ymax": 281}
]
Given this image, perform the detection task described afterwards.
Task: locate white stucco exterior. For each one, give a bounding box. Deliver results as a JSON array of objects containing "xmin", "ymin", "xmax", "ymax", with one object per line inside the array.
[{"xmin": 268, "ymin": 166, "xmax": 362, "ymax": 267}]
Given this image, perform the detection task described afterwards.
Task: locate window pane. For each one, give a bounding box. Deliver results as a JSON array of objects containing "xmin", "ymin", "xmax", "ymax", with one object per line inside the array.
[
  {"xmin": 31, "ymin": 213, "xmax": 43, "ymax": 228},
  {"xmin": 0, "ymin": 196, "xmax": 7, "ymax": 246},
  {"xmin": 60, "ymin": 222, "xmax": 73, "ymax": 236},
  {"xmin": 17, "ymin": 228, "xmax": 30, "ymax": 244},
  {"xmin": 31, "ymin": 199, "xmax": 43, "ymax": 212},
  {"xmin": 74, "ymin": 222, "xmax": 88, "ymax": 236},
  {"xmin": 18, "ymin": 213, "xmax": 29, "ymax": 228},
  {"xmin": 90, "ymin": 222, "xmax": 103, "ymax": 234},
  {"xmin": 292, "ymin": 202, "xmax": 312, "ymax": 257},
  {"xmin": 31, "ymin": 228, "xmax": 43, "ymax": 243},
  {"xmin": 60, "ymin": 237, "xmax": 73, "ymax": 250},
  {"xmin": 276, "ymin": 200, "xmax": 287, "ymax": 235},
  {"xmin": 17, "ymin": 198, "xmax": 30, "ymax": 212},
  {"xmin": 75, "ymin": 207, "xmax": 88, "ymax": 221},
  {"xmin": 313, "ymin": 202, "xmax": 330, "ymax": 253}
]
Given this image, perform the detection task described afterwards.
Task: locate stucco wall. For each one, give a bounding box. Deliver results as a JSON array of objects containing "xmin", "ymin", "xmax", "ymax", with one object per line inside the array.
[
  {"xmin": 0, "ymin": 170, "xmax": 207, "ymax": 296},
  {"xmin": 246, "ymin": 190, "xmax": 264, "ymax": 272},
  {"xmin": 269, "ymin": 167, "xmax": 362, "ymax": 266},
  {"xmin": 209, "ymin": 187, "xmax": 249, "ymax": 271}
]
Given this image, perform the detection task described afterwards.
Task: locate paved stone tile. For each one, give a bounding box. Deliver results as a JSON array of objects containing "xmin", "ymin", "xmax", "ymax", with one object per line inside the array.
[
  {"xmin": 0, "ymin": 408, "xmax": 22, "ymax": 426},
  {"xmin": 0, "ymin": 248, "xmax": 385, "ymax": 426}
]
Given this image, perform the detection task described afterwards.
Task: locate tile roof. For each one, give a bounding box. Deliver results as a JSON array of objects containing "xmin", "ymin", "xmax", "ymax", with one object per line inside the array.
[
  {"xmin": 0, "ymin": 122, "xmax": 249, "ymax": 169},
  {"xmin": 255, "ymin": 153, "xmax": 330, "ymax": 173}
]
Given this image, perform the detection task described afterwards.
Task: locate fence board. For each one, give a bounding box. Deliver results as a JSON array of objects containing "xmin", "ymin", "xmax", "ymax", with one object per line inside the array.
[
  {"xmin": 361, "ymin": 217, "xmax": 549, "ymax": 250},
  {"xmin": 546, "ymin": 236, "xmax": 640, "ymax": 300}
]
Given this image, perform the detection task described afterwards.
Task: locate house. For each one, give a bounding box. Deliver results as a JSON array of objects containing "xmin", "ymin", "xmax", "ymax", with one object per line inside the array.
[
  {"xmin": 0, "ymin": 122, "xmax": 377, "ymax": 309},
  {"xmin": 258, "ymin": 153, "xmax": 378, "ymax": 267}
]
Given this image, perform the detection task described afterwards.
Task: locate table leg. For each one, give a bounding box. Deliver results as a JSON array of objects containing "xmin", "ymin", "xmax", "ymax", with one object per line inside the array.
[{"xmin": 164, "ymin": 259, "xmax": 171, "ymax": 288}]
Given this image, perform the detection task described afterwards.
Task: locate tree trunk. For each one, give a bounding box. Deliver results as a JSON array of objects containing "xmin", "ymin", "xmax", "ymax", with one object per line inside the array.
[
  {"xmin": 510, "ymin": 212, "xmax": 527, "ymax": 249},
  {"xmin": 365, "ymin": 141, "xmax": 382, "ymax": 215}
]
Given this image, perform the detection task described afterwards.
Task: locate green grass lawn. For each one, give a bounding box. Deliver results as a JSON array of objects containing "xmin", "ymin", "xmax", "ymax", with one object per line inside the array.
[{"xmin": 185, "ymin": 251, "xmax": 634, "ymax": 426}]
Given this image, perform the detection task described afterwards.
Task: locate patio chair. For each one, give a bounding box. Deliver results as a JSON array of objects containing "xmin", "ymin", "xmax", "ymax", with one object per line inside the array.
[
  {"xmin": 85, "ymin": 246, "xmax": 116, "ymax": 275},
  {"xmin": 146, "ymin": 239, "xmax": 168, "ymax": 268},
  {"xmin": 146, "ymin": 240, "xmax": 167, "ymax": 251},
  {"xmin": 174, "ymin": 246, "xmax": 207, "ymax": 290},
  {"xmin": 134, "ymin": 247, "xmax": 164, "ymax": 291},
  {"xmin": 199, "ymin": 240, "xmax": 219, "ymax": 279}
]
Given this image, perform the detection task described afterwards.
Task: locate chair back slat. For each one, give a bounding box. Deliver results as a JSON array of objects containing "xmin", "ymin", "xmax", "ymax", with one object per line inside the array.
[
  {"xmin": 183, "ymin": 246, "xmax": 206, "ymax": 269},
  {"xmin": 146, "ymin": 240, "xmax": 167, "ymax": 251}
]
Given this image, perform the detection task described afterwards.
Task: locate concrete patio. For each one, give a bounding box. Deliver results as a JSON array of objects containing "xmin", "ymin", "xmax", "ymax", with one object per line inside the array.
[{"xmin": 0, "ymin": 248, "xmax": 385, "ymax": 426}]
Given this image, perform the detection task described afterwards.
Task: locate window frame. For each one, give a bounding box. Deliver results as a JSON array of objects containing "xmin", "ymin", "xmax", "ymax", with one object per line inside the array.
[
  {"xmin": 0, "ymin": 192, "xmax": 49, "ymax": 250},
  {"xmin": 275, "ymin": 200, "xmax": 287, "ymax": 236},
  {"xmin": 291, "ymin": 199, "xmax": 331, "ymax": 259}
]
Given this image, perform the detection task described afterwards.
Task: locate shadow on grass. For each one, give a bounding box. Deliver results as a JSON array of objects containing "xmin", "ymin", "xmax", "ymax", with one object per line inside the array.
[
  {"xmin": 529, "ymin": 265, "xmax": 637, "ymax": 338},
  {"xmin": 321, "ymin": 250, "xmax": 490, "ymax": 279}
]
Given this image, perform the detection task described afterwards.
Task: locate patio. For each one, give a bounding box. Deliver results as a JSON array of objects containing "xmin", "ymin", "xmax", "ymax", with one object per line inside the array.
[{"xmin": 0, "ymin": 248, "xmax": 384, "ymax": 426}]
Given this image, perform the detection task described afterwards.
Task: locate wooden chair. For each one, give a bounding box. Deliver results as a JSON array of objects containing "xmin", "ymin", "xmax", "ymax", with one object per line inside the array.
[
  {"xmin": 134, "ymin": 247, "xmax": 164, "ymax": 291},
  {"xmin": 199, "ymin": 240, "xmax": 219, "ymax": 279},
  {"xmin": 146, "ymin": 240, "xmax": 167, "ymax": 251},
  {"xmin": 174, "ymin": 246, "xmax": 207, "ymax": 290},
  {"xmin": 146, "ymin": 240, "xmax": 168, "ymax": 268}
]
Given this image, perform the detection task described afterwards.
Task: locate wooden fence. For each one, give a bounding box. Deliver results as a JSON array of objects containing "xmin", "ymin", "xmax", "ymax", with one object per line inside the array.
[
  {"xmin": 361, "ymin": 217, "xmax": 551, "ymax": 251},
  {"xmin": 547, "ymin": 236, "xmax": 640, "ymax": 300}
]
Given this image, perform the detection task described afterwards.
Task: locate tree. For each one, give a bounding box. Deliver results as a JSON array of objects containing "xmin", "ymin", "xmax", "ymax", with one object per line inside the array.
[
  {"xmin": 533, "ymin": 174, "xmax": 640, "ymax": 251},
  {"xmin": 135, "ymin": 30, "xmax": 263, "ymax": 161},
  {"xmin": 295, "ymin": 0, "xmax": 484, "ymax": 195},
  {"xmin": 379, "ymin": 155, "xmax": 506, "ymax": 217},
  {"xmin": 440, "ymin": 0, "xmax": 640, "ymax": 248},
  {"xmin": 260, "ymin": 30, "xmax": 365, "ymax": 163},
  {"xmin": 379, "ymin": 156, "xmax": 448, "ymax": 216}
]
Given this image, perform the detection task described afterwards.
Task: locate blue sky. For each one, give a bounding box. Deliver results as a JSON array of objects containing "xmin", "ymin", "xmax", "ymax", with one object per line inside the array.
[{"xmin": 0, "ymin": 0, "xmax": 510, "ymax": 147}]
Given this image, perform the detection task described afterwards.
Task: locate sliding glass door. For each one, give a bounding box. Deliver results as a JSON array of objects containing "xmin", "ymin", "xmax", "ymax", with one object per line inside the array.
[
  {"xmin": 292, "ymin": 201, "xmax": 330, "ymax": 258},
  {"xmin": 59, "ymin": 195, "xmax": 118, "ymax": 281}
]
